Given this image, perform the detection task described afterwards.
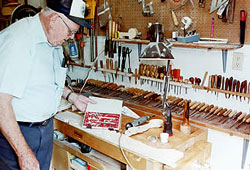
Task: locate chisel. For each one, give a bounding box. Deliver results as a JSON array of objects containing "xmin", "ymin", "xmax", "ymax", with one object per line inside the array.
[
  {"xmin": 229, "ymin": 112, "xmax": 246, "ymax": 128},
  {"xmin": 195, "ymin": 104, "xmax": 214, "ymax": 119},
  {"xmin": 235, "ymin": 114, "xmax": 250, "ymax": 129},
  {"xmin": 217, "ymin": 109, "xmax": 232, "ymax": 122},
  {"xmin": 206, "ymin": 107, "xmax": 223, "ymax": 120}
]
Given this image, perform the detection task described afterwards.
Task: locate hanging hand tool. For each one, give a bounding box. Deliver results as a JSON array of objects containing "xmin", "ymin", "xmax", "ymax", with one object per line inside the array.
[
  {"xmin": 240, "ymin": 10, "xmax": 246, "ymax": 46},
  {"xmin": 201, "ymin": 72, "xmax": 208, "ymax": 87},
  {"xmin": 105, "ymin": 31, "xmax": 109, "ymax": 56},
  {"xmin": 110, "ymin": 59, "xmax": 114, "ymax": 82},
  {"xmin": 106, "ymin": 59, "xmax": 111, "ymax": 82},
  {"xmin": 135, "ymin": 68, "xmax": 138, "ymax": 84},
  {"xmin": 100, "ymin": 60, "xmax": 106, "ymax": 82},
  {"xmin": 126, "ymin": 47, "xmax": 133, "ymax": 83},
  {"xmin": 221, "ymin": 76, "xmax": 225, "ymax": 90},
  {"xmin": 121, "ymin": 47, "xmax": 127, "ymax": 82},
  {"xmin": 243, "ymin": 80, "xmax": 247, "ymax": 101},
  {"xmin": 228, "ymin": 0, "xmax": 236, "ymax": 23},
  {"xmin": 182, "ymin": 100, "xmax": 190, "ymax": 126},
  {"xmin": 240, "ymin": 80, "xmax": 247, "ymax": 101},
  {"xmin": 198, "ymin": 0, "xmax": 205, "ymax": 8},
  {"xmin": 228, "ymin": 77, "xmax": 233, "ymax": 98},
  {"xmin": 139, "ymin": 0, "xmax": 154, "ymax": 16},
  {"xmin": 236, "ymin": 80, "xmax": 240, "ymax": 100},
  {"xmin": 232, "ymin": 79, "xmax": 237, "ymax": 98},
  {"xmin": 115, "ymin": 61, "xmax": 118, "ymax": 79},
  {"xmin": 118, "ymin": 45, "xmax": 122, "ymax": 70},
  {"xmin": 170, "ymin": 0, "xmax": 194, "ymax": 26}
]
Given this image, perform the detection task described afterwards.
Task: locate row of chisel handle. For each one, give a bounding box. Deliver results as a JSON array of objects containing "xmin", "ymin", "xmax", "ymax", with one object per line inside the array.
[
  {"xmin": 168, "ymin": 96, "xmax": 250, "ymax": 130},
  {"xmin": 208, "ymin": 75, "xmax": 249, "ymax": 101}
]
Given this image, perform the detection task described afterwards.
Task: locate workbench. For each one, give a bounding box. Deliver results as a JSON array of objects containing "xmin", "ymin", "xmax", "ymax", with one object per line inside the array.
[{"xmin": 53, "ymin": 109, "xmax": 211, "ymax": 170}]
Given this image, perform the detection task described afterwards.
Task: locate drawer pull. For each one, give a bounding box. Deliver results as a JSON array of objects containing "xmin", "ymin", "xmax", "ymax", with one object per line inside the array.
[{"xmin": 74, "ymin": 130, "xmax": 82, "ymax": 138}]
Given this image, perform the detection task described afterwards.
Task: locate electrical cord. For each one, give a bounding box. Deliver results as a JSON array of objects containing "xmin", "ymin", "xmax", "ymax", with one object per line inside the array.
[{"xmin": 118, "ymin": 129, "xmax": 135, "ymax": 170}]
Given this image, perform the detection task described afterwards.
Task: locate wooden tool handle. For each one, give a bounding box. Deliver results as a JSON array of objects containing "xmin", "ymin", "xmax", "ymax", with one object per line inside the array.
[
  {"xmin": 217, "ymin": 108, "xmax": 227, "ymax": 116},
  {"xmin": 100, "ymin": 60, "xmax": 104, "ymax": 69},
  {"xmin": 135, "ymin": 68, "xmax": 138, "ymax": 84},
  {"xmin": 229, "ymin": 77, "xmax": 233, "ymax": 91},
  {"xmin": 223, "ymin": 109, "xmax": 232, "ymax": 116},
  {"xmin": 110, "ymin": 59, "xmax": 113, "ymax": 70},
  {"xmin": 214, "ymin": 107, "xmax": 223, "ymax": 115},
  {"xmin": 214, "ymin": 75, "xmax": 217, "ymax": 89},
  {"xmin": 106, "ymin": 59, "xmax": 110, "ymax": 69},
  {"xmin": 217, "ymin": 75, "xmax": 222, "ymax": 89},
  {"xmin": 205, "ymin": 105, "xmax": 214, "ymax": 112},
  {"xmin": 211, "ymin": 75, "xmax": 215, "ymax": 88},
  {"xmin": 232, "ymin": 79, "xmax": 237, "ymax": 93},
  {"xmin": 208, "ymin": 76, "xmax": 211, "ymax": 88},
  {"xmin": 201, "ymin": 72, "xmax": 208, "ymax": 87},
  {"xmin": 209, "ymin": 106, "xmax": 218, "ymax": 114},
  {"xmin": 115, "ymin": 61, "xmax": 118, "ymax": 71},
  {"xmin": 221, "ymin": 77, "xmax": 225, "ymax": 90},
  {"xmin": 171, "ymin": 10, "xmax": 179, "ymax": 26},
  {"xmin": 235, "ymin": 80, "xmax": 240, "ymax": 93},
  {"xmin": 237, "ymin": 112, "xmax": 246, "ymax": 121}
]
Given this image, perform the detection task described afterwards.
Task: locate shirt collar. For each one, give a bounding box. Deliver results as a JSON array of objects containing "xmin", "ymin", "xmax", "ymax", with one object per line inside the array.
[{"xmin": 32, "ymin": 13, "xmax": 47, "ymax": 44}]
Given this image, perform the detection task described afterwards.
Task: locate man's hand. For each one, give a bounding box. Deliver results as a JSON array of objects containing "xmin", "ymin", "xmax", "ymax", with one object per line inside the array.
[
  {"xmin": 68, "ymin": 93, "xmax": 96, "ymax": 112},
  {"xmin": 18, "ymin": 149, "xmax": 40, "ymax": 170}
]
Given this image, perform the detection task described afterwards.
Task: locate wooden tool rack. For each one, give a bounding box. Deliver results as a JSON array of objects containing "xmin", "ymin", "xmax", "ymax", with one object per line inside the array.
[{"xmin": 72, "ymin": 81, "xmax": 250, "ymax": 140}]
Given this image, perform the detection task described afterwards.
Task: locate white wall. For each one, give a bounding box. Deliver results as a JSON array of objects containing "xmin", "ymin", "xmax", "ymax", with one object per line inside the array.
[{"xmin": 68, "ymin": 36, "xmax": 250, "ymax": 170}]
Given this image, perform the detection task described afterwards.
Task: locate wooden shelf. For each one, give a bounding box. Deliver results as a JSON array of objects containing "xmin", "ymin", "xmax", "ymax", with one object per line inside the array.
[
  {"xmin": 111, "ymin": 38, "xmax": 242, "ymax": 50},
  {"xmin": 171, "ymin": 42, "xmax": 242, "ymax": 50},
  {"xmin": 112, "ymin": 38, "xmax": 150, "ymax": 44}
]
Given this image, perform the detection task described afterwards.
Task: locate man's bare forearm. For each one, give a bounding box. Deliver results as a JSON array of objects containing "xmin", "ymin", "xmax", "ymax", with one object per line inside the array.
[{"xmin": 0, "ymin": 93, "xmax": 31, "ymax": 156}]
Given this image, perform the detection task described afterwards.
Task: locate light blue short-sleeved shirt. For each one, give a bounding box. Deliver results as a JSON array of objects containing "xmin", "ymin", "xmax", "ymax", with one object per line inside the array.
[{"xmin": 0, "ymin": 14, "xmax": 67, "ymax": 122}]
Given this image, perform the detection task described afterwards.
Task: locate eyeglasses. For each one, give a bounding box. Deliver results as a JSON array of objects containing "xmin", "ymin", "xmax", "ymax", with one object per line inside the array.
[{"xmin": 58, "ymin": 16, "xmax": 78, "ymax": 35}]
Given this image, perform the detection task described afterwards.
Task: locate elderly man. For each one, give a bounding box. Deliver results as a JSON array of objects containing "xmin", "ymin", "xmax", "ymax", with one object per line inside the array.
[{"xmin": 0, "ymin": 0, "xmax": 95, "ymax": 169}]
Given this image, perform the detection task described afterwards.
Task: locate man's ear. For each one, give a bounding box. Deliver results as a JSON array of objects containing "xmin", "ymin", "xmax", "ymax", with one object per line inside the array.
[{"xmin": 49, "ymin": 13, "xmax": 59, "ymax": 24}]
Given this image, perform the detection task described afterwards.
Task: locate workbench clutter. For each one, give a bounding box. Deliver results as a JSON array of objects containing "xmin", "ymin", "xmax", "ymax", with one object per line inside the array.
[{"xmin": 55, "ymin": 109, "xmax": 211, "ymax": 169}]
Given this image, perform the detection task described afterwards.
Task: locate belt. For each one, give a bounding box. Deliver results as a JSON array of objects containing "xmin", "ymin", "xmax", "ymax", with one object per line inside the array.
[{"xmin": 18, "ymin": 118, "xmax": 51, "ymax": 127}]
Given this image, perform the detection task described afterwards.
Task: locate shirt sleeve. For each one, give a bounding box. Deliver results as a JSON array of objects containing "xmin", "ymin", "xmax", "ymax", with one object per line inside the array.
[{"xmin": 0, "ymin": 30, "xmax": 34, "ymax": 98}]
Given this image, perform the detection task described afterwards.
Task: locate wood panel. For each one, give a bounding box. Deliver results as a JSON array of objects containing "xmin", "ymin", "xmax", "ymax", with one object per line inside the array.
[{"xmin": 98, "ymin": 0, "xmax": 250, "ymax": 44}]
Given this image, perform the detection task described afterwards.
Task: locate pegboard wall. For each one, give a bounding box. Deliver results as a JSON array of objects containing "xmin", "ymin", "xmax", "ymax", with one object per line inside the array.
[{"xmin": 98, "ymin": 0, "xmax": 250, "ymax": 44}]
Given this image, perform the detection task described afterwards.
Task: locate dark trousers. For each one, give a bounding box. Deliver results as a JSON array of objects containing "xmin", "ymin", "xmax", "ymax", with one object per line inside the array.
[{"xmin": 0, "ymin": 119, "xmax": 53, "ymax": 170}]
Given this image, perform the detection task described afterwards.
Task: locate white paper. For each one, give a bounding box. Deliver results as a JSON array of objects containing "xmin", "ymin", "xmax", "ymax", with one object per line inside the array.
[{"xmin": 86, "ymin": 96, "xmax": 123, "ymax": 114}]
